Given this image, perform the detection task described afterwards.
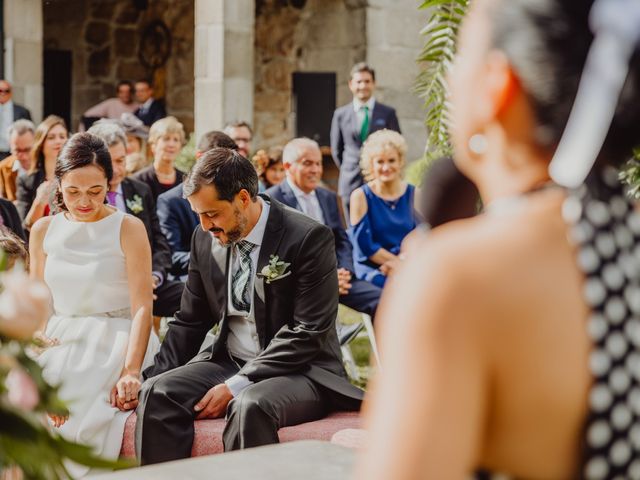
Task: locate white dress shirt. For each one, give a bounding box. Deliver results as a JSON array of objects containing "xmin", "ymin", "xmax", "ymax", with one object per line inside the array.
[
  {"xmin": 286, "ymin": 178, "xmax": 325, "ymax": 224},
  {"xmin": 352, "ymin": 97, "xmax": 376, "ymax": 133},
  {"xmin": 225, "ymin": 197, "xmax": 270, "ymax": 396}
]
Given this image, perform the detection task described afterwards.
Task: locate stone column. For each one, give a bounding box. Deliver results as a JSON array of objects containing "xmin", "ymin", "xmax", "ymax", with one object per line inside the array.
[
  {"xmin": 365, "ymin": 0, "xmax": 427, "ymax": 161},
  {"xmin": 4, "ymin": 0, "xmax": 43, "ymax": 123},
  {"xmin": 194, "ymin": 0, "xmax": 254, "ymax": 143}
]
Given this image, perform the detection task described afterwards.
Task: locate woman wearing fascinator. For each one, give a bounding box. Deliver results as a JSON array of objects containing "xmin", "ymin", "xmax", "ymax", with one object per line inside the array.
[{"xmin": 356, "ymin": 0, "xmax": 640, "ymax": 478}]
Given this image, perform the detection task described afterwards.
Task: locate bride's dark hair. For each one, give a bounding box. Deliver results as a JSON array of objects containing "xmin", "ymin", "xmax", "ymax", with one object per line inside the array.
[
  {"xmin": 490, "ymin": 0, "xmax": 640, "ymax": 165},
  {"xmin": 54, "ymin": 132, "xmax": 113, "ymax": 211}
]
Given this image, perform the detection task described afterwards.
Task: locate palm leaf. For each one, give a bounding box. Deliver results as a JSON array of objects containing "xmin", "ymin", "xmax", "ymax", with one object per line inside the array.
[{"xmin": 408, "ymin": 0, "xmax": 469, "ymax": 185}]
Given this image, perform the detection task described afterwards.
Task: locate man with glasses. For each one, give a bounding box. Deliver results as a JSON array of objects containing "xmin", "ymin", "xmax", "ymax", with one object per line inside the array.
[
  {"xmin": 223, "ymin": 121, "xmax": 253, "ymax": 159},
  {"xmin": 0, "ymin": 119, "xmax": 35, "ymax": 201},
  {"xmin": 0, "ymin": 80, "xmax": 31, "ymax": 161}
]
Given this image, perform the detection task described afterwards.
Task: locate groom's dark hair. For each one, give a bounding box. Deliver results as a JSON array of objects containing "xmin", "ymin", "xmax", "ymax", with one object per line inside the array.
[{"xmin": 183, "ymin": 147, "xmax": 259, "ymax": 202}]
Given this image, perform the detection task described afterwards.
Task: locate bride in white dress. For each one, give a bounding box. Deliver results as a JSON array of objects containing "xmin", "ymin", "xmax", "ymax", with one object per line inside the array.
[{"xmin": 28, "ymin": 132, "xmax": 159, "ymax": 477}]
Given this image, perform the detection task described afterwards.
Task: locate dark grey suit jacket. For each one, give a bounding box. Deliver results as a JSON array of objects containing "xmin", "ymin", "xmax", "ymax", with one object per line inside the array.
[
  {"xmin": 330, "ymin": 100, "xmax": 400, "ymax": 198},
  {"xmin": 145, "ymin": 195, "xmax": 363, "ymax": 401},
  {"xmin": 13, "ymin": 103, "xmax": 31, "ymax": 122}
]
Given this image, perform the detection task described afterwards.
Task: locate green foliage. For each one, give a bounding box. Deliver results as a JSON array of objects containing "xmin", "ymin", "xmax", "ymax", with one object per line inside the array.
[
  {"xmin": 175, "ymin": 132, "xmax": 197, "ymax": 174},
  {"xmin": 411, "ymin": 0, "xmax": 469, "ymax": 185},
  {"xmin": 0, "ymin": 338, "xmax": 133, "ymax": 479},
  {"xmin": 620, "ymin": 148, "xmax": 640, "ymax": 198}
]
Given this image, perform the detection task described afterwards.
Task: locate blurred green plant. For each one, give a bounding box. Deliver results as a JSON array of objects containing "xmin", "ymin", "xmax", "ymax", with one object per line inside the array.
[
  {"xmin": 619, "ymin": 148, "xmax": 640, "ymax": 198},
  {"xmin": 0, "ymin": 258, "xmax": 132, "ymax": 478},
  {"xmin": 175, "ymin": 132, "xmax": 197, "ymax": 174},
  {"xmin": 408, "ymin": 0, "xmax": 469, "ymax": 185}
]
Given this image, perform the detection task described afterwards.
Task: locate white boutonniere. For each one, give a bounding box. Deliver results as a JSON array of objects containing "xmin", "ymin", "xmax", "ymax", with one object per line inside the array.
[
  {"xmin": 126, "ymin": 195, "xmax": 144, "ymax": 214},
  {"xmin": 258, "ymin": 255, "xmax": 291, "ymax": 284}
]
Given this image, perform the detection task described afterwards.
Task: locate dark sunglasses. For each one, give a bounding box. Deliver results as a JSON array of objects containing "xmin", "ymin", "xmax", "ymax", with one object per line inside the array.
[{"xmin": 0, "ymin": 89, "xmax": 11, "ymax": 94}]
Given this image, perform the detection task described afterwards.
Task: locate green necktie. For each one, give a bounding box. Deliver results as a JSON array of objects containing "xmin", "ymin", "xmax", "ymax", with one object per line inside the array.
[{"xmin": 359, "ymin": 105, "xmax": 370, "ymax": 143}]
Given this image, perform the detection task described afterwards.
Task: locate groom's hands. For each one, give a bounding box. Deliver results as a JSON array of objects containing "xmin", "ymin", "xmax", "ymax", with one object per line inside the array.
[
  {"xmin": 194, "ymin": 384, "xmax": 233, "ymax": 419},
  {"xmin": 110, "ymin": 372, "xmax": 141, "ymax": 411}
]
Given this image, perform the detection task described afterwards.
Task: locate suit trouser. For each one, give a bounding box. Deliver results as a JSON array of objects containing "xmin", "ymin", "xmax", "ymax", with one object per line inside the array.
[
  {"xmin": 135, "ymin": 358, "xmax": 331, "ymax": 465},
  {"xmin": 339, "ymin": 278, "xmax": 381, "ymax": 319}
]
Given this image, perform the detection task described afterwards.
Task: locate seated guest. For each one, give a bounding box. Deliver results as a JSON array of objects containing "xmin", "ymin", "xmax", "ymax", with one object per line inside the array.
[
  {"xmin": 126, "ymin": 152, "xmax": 147, "ymax": 176},
  {"xmin": 0, "ymin": 225, "xmax": 27, "ymax": 268},
  {"xmin": 81, "ymin": 80, "xmax": 138, "ymax": 129},
  {"xmin": 134, "ymin": 79, "xmax": 166, "ymax": 127},
  {"xmin": 356, "ymin": 0, "xmax": 640, "ymax": 478},
  {"xmin": 223, "ymin": 120, "xmax": 252, "ymax": 158},
  {"xmin": 16, "ymin": 115, "xmax": 68, "ymax": 230},
  {"xmin": 253, "ymin": 147, "xmax": 285, "ymax": 192},
  {"xmin": 0, "ymin": 198, "xmax": 25, "ymax": 240},
  {"xmin": 120, "ymin": 112, "xmax": 148, "ymax": 155},
  {"xmin": 137, "ymin": 147, "xmax": 362, "ymax": 464},
  {"xmin": 157, "ymin": 130, "xmax": 238, "ymax": 280},
  {"xmin": 88, "ymin": 122, "xmax": 183, "ymax": 319},
  {"xmin": 349, "ymin": 129, "xmax": 417, "ymax": 288},
  {"xmin": 0, "ymin": 79, "xmax": 32, "ymax": 160},
  {"xmin": 266, "ymin": 138, "xmax": 380, "ymax": 321},
  {"xmin": 0, "ymin": 119, "xmax": 36, "ymax": 201},
  {"xmin": 133, "ymin": 116, "xmax": 185, "ymax": 201}
]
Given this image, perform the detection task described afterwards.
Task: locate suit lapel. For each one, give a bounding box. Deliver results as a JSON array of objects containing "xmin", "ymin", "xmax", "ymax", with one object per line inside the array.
[
  {"xmin": 254, "ymin": 196, "xmax": 286, "ymax": 347},
  {"xmin": 369, "ymin": 102, "xmax": 384, "ymax": 134},
  {"xmin": 120, "ymin": 179, "xmax": 134, "ymax": 214},
  {"xmin": 348, "ymin": 106, "xmax": 360, "ymax": 145},
  {"xmin": 279, "ymin": 182, "xmax": 299, "ymax": 210}
]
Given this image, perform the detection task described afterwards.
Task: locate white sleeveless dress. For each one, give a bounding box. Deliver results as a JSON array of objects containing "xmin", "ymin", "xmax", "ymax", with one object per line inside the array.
[{"xmin": 36, "ymin": 210, "xmax": 159, "ymax": 477}]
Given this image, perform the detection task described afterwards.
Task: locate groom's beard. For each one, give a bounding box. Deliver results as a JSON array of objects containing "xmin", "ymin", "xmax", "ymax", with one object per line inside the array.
[{"xmin": 209, "ymin": 207, "xmax": 247, "ymax": 246}]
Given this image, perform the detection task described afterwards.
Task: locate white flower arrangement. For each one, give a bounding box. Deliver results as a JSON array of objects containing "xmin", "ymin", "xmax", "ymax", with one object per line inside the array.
[
  {"xmin": 125, "ymin": 194, "xmax": 144, "ymax": 214},
  {"xmin": 258, "ymin": 255, "xmax": 291, "ymax": 284}
]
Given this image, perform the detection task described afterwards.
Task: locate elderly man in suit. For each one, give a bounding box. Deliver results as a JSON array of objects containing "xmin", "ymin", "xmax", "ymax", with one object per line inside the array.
[
  {"xmin": 266, "ymin": 137, "xmax": 380, "ymax": 321},
  {"xmin": 134, "ymin": 80, "xmax": 166, "ymax": 127},
  {"xmin": 0, "ymin": 119, "xmax": 35, "ymax": 201},
  {"xmin": 330, "ymin": 63, "xmax": 400, "ymax": 216},
  {"xmin": 87, "ymin": 121, "xmax": 182, "ymax": 318},
  {"xmin": 135, "ymin": 148, "xmax": 362, "ymax": 464},
  {"xmin": 0, "ymin": 80, "xmax": 31, "ymax": 161},
  {"xmin": 157, "ymin": 130, "xmax": 238, "ymax": 280}
]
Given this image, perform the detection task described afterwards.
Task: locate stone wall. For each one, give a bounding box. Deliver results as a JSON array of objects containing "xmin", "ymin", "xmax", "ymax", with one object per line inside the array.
[
  {"xmin": 253, "ymin": 0, "xmax": 367, "ymax": 150},
  {"xmin": 43, "ymin": 0, "xmax": 194, "ymax": 133},
  {"xmin": 253, "ymin": 0, "xmax": 427, "ymax": 162},
  {"xmin": 366, "ymin": 0, "xmax": 427, "ymax": 161}
]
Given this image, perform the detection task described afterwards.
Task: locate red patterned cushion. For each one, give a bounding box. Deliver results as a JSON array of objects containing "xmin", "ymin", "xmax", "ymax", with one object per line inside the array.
[{"xmin": 120, "ymin": 411, "xmax": 361, "ymax": 458}]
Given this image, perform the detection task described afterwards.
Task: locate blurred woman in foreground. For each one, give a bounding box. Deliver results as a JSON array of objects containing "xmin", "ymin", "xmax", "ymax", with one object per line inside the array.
[{"xmin": 357, "ymin": 0, "xmax": 640, "ymax": 478}]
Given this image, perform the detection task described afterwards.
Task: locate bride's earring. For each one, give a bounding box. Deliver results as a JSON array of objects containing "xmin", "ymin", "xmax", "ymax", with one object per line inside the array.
[{"xmin": 468, "ymin": 134, "xmax": 488, "ymax": 155}]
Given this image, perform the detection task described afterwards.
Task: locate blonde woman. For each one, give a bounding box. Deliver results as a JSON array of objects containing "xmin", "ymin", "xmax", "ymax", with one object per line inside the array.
[
  {"xmin": 133, "ymin": 116, "xmax": 185, "ymax": 201},
  {"xmin": 349, "ymin": 129, "xmax": 417, "ymax": 287}
]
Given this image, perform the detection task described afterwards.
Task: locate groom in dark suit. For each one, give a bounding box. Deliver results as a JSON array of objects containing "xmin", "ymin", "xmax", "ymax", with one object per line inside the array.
[
  {"xmin": 266, "ymin": 137, "xmax": 380, "ymax": 320},
  {"xmin": 330, "ymin": 62, "xmax": 400, "ymax": 215},
  {"xmin": 136, "ymin": 148, "xmax": 362, "ymax": 464}
]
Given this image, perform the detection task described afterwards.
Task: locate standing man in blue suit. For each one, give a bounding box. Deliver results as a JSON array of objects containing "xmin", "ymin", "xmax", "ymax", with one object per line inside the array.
[
  {"xmin": 266, "ymin": 138, "xmax": 380, "ymax": 326},
  {"xmin": 157, "ymin": 131, "xmax": 238, "ymax": 280},
  {"xmin": 330, "ymin": 63, "xmax": 401, "ymax": 216}
]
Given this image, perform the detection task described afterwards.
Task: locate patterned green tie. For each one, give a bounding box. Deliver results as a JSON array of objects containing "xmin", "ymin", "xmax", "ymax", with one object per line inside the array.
[{"xmin": 360, "ymin": 105, "xmax": 370, "ymax": 143}]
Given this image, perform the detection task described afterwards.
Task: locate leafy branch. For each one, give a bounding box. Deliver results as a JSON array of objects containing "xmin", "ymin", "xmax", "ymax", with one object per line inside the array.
[{"xmin": 408, "ymin": 0, "xmax": 469, "ymax": 184}]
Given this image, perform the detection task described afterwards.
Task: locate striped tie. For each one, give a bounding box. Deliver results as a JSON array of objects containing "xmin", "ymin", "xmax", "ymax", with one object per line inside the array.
[{"xmin": 231, "ymin": 240, "xmax": 255, "ymax": 312}]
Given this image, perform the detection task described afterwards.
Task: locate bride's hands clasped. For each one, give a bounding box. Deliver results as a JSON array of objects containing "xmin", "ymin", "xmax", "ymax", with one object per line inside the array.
[{"xmin": 110, "ymin": 371, "xmax": 141, "ymax": 411}]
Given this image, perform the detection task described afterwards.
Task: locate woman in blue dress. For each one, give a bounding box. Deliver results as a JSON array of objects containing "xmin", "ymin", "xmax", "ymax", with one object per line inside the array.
[{"xmin": 349, "ymin": 129, "xmax": 417, "ymax": 288}]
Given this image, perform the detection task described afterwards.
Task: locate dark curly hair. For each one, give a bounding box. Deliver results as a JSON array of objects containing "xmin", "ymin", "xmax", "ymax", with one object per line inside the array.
[
  {"xmin": 490, "ymin": 0, "xmax": 640, "ymax": 166},
  {"xmin": 54, "ymin": 133, "xmax": 113, "ymax": 211}
]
